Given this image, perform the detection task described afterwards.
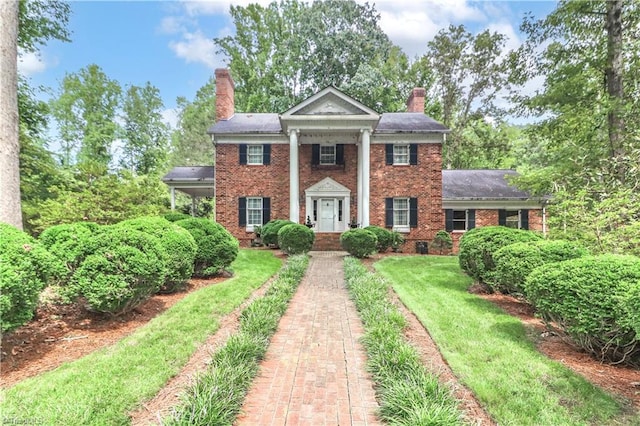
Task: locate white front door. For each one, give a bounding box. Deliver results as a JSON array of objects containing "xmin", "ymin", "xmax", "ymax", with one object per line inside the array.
[{"xmin": 319, "ymin": 199, "xmax": 335, "ymax": 232}]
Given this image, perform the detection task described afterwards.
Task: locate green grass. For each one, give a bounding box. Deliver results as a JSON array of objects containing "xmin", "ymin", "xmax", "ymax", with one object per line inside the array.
[
  {"xmin": 344, "ymin": 258, "xmax": 464, "ymax": 425},
  {"xmin": 167, "ymin": 254, "xmax": 309, "ymax": 425},
  {"xmin": 0, "ymin": 249, "xmax": 281, "ymax": 426},
  {"xmin": 375, "ymin": 255, "xmax": 633, "ymax": 426}
]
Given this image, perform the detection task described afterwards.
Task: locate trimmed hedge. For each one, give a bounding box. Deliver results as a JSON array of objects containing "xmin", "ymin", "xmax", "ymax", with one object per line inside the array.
[
  {"xmin": 175, "ymin": 218, "xmax": 239, "ymax": 277},
  {"xmin": 261, "ymin": 219, "xmax": 295, "ymax": 247},
  {"xmin": 0, "ymin": 224, "xmax": 62, "ymax": 332},
  {"xmin": 163, "ymin": 212, "xmax": 192, "ymax": 222},
  {"xmin": 69, "ymin": 227, "xmax": 167, "ymax": 314},
  {"xmin": 277, "ymin": 223, "xmax": 315, "ymax": 255},
  {"xmin": 115, "ymin": 216, "xmax": 197, "ymax": 292},
  {"xmin": 364, "ymin": 225, "xmax": 393, "ymax": 253},
  {"xmin": 525, "ymin": 255, "xmax": 640, "ymax": 366},
  {"xmin": 340, "ymin": 229, "xmax": 377, "ymax": 258},
  {"xmin": 38, "ymin": 222, "xmax": 96, "ymax": 283},
  {"xmin": 458, "ymin": 226, "xmax": 543, "ymax": 286},
  {"xmin": 493, "ymin": 240, "xmax": 589, "ymax": 294}
]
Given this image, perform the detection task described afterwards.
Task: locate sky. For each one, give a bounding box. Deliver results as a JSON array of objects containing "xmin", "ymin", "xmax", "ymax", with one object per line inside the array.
[{"xmin": 21, "ymin": 0, "xmax": 559, "ymax": 128}]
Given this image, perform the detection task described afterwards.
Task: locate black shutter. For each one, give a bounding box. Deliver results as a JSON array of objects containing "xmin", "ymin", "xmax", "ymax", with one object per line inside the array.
[
  {"xmin": 498, "ymin": 209, "xmax": 506, "ymax": 226},
  {"xmin": 468, "ymin": 209, "xmax": 476, "ymax": 229},
  {"xmin": 385, "ymin": 198, "xmax": 394, "ymax": 228},
  {"xmin": 409, "ymin": 144, "xmax": 418, "ymax": 165},
  {"xmin": 520, "ymin": 209, "xmax": 529, "ymax": 230},
  {"xmin": 239, "ymin": 144, "xmax": 247, "ymax": 165},
  {"xmin": 263, "ymin": 197, "xmax": 271, "ymax": 224},
  {"xmin": 445, "ymin": 209, "xmax": 453, "ymax": 232},
  {"xmin": 409, "ymin": 198, "xmax": 418, "ymax": 228},
  {"xmin": 263, "ymin": 144, "xmax": 271, "ymax": 165},
  {"xmin": 385, "ymin": 144, "xmax": 393, "ymax": 165},
  {"xmin": 336, "ymin": 144, "xmax": 344, "ymax": 165},
  {"xmin": 312, "ymin": 144, "xmax": 320, "ymax": 165},
  {"xmin": 238, "ymin": 197, "xmax": 247, "ymax": 226}
]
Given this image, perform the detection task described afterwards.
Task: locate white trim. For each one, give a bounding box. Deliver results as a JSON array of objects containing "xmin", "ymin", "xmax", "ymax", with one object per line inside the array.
[{"xmin": 304, "ymin": 177, "xmax": 350, "ymax": 233}]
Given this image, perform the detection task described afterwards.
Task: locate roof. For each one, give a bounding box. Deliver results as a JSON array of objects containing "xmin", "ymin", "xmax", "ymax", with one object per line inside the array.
[
  {"xmin": 162, "ymin": 166, "xmax": 214, "ymax": 181},
  {"xmin": 442, "ymin": 169, "xmax": 532, "ymax": 200},
  {"xmin": 208, "ymin": 112, "xmax": 448, "ymax": 135}
]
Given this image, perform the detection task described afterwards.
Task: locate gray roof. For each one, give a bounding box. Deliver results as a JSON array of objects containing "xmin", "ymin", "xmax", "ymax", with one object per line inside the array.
[
  {"xmin": 376, "ymin": 113, "xmax": 449, "ymax": 133},
  {"xmin": 208, "ymin": 112, "xmax": 448, "ymax": 135},
  {"xmin": 442, "ymin": 169, "xmax": 532, "ymax": 200},
  {"xmin": 162, "ymin": 166, "xmax": 214, "ymax": 182}
]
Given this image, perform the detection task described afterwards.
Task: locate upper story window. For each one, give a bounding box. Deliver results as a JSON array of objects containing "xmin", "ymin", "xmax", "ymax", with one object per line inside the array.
[
  {"xmin": 320, "ymin": 145, "xmax": 336, "ymax": 165},
  {"xmin": 385, "ymin": 144, "xmax": 418, "ymax": 165},
  {"xmin": 312, "ymin": 144, "xmax": 344, "ymax": 166},
  {"xmin": 239, "ymin": 144, "xmax": 271, "ymax": 165}
]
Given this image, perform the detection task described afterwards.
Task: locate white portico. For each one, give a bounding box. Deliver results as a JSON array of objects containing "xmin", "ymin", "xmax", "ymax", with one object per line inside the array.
[{"xmin": 279, "ymin": 87, "xmax": 379, "ymax": 230}]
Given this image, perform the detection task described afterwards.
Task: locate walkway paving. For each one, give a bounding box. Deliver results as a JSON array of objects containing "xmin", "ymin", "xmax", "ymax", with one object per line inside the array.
[{"xmin": 236, "ymin": 251, "xmax": 381, "ymax": 426}]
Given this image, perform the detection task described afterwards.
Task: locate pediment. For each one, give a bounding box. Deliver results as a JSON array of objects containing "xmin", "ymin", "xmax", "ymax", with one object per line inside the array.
[
  {"xmin": 305, "ymin": 177, "xmax": 351, "ymax": 195},
  {"xmin": 282, "ymin": 87, "xmax": 378, "ymax": 118}
]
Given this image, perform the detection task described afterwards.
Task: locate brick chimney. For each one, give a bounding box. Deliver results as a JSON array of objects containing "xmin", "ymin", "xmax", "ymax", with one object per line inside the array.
[
  {"xmin": 407, "ymin": 88, "xmax": 425, "ymax": 113},
  {"xmin": 215, "ymin": 68, "xmax": 235, "ymax": 121}
]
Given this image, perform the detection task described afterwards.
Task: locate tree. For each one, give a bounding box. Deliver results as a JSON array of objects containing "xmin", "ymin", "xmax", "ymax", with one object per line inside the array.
[
  {"xmin": 121, "ymin": 82, "xmax": 169, "ymax": 175},
  {"xmin": 0, "ymin": 1, "xmax": 22, "ymax": 229},
  {"xmin": 424, "ymin": 25, "xmax": 509, "ymax": 169},
  {"xmin": 215, "ymin": 0, "xmax": 395, "ymax": 112},
  {"xmin": 50, "ymin": 64, "xmax": 122, "ymax": 167}
]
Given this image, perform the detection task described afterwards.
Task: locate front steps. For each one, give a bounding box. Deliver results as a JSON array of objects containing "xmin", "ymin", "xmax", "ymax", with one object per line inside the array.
[{"xmin": 312, "ymin": 233, "xmax": 343, "ymax": 251}]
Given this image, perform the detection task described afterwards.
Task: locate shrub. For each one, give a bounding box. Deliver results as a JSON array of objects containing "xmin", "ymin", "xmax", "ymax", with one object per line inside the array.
[
  {"xmin": 0, "ymin": 224, "xmax": 61, "ymax": 332},
  {"xmin": 38, "ymin": 222, "xmax": 97, "ymax": 283},
  {"xmin": 493, "ymin": 240, "xmax": 589, "ymax": 294},
  {"xmin": 261, "ymin": 219, "xmax": 295, "ymax": 247},
  {"xmin": 175, "ymin": 218, "xmax": 239, "ymax": 277},
  {"xmin": 164, "ymin": 212, "xmax": 192, "ymax": 222},
  {"xmin": 525, "ymin": 255, "xmax": 640, "ymax": 366},
  {"xmin": 340, "ymin": 229, "xmax": 377, "ymax": 258},
  {"xmin": 458, "ymin": 226, "xmax": 543, "ymax": 286},
  {"xmin": 115, "ymin": 216, "xmax": 197, "ymax": 292},
  {"xmin": 364, "ymin": 226, "xmax": 393, "ymax": 252},
  {"xmin": 277, "ymin": 223, "xmax": 315, "ymax": 255},
  {"xmin": 430, "ymin": 230, "xmax": 453, "ymax": 255},
  {"xmin": 390, "ymin": 231, "xmax": 405, "ymax": 252},
  {"xmin": 70, "ymin": 227, "xmax": 167, "ymax": 314}
]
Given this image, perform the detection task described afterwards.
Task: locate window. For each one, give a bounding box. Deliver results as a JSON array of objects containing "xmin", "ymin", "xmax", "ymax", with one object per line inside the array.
[
  {"xmin": 393, "ymin": 145, "xmax": 409, "ymax": 165},
  {"xmin": 239, "ymin": 197, "xmax": 271, "ymax": 229},
  {"xmin": 247, "ymin": 145, "xmax": 263, "ymax": 165},
  {"xmin": 239, "ymin": 144, "xmax": 271, "ymax": 165},
  {"xmin": 499, "ymin": 209, "xmax": 529, "ymax": 230},
  {"xmin": 385, "ymin": 144, "xmax": 418, "ymax": 165},
  {"xmin": 320, "ymin": 145, "xmax": 336, "ymax": 165},
  {"xmin": 445, "ymin": 209, "xmax": 476, "ymax": 232},
  {"xmin": 385, "ymin": 197, "xmax": 418, "ymax": 231}
]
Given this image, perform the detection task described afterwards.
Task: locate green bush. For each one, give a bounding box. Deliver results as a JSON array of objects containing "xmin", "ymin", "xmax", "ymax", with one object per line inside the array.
[
  {"xmin": 458, "ymin": 226, "xmax": 543, "ymax": 286},
  {"xmin": 0, "ymin": 224, "xmax": 61, "ymax": 332},
  {"xmin": 390, "ymin": 231, "xmax": 405, "ymax": 252},
  {"xmin": 525, "ymin": 255, "xmax": 640, "ymax": 366},
  {"xmin": 163, "ymin": 212, "xmax": 192, "ymax": 222},
  {"xmin": 115, "ymin": 216, "xmax": 198, "ymax": 292},
  {"xmin": 340, "ymin": 229, "xmax": 377, "ymax": 258},
  {"xmin": 493, "ymin": 240, "xmax": 589, "ymax": 294},
  {"xmin": 261, "ymin": 219, "xmax": 295, "ymax": 247},
  {"xmin": 364, "ymin": 226, "xmax": 393, "ymax": 252},
  {"xmin": 175, "ymin": 218, "xmax": 239, "ymax": 277},
  {"xmin": 277, "ymin": 223, "xmax": 315, "ymax": 255},
  {"xmin": 38, "ymin": 222, "xmax": 97, "ymax": 283},
  {"xmin": 430, "ymin": 230, "xmax": 453, "ymax": 255},
  {"xmin": 70, "ymin": 227, "xmax": 167, "ymax": 314}
]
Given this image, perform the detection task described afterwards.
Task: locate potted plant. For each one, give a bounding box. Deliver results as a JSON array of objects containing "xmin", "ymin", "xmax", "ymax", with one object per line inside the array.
[
  {"xmin": 305, "ymin": 216, "xmax": 314, "ymax": 228},
  {"xmin": 349, "ymin": 217, "xmax": 359, "ymax": 229},
  {"xmin": 251, "ymin": 225, "xmax": 263, "ymax": 247}
]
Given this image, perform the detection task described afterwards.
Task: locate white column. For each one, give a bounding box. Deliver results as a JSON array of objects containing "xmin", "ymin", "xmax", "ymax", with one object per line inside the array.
[
  {"xmin": 289, "ymin": 129, "xmax": 299, "ymax": 222},
  {"xmin": 170, "ymin": 187, "xmax": 176, "ymax": 210},
  {"xmin": 357, "ymin": 142, "xmax": 363, "ymax": 226},
  {"xmin": 361, "ymin": 129, "xmax": 371, "ymax": 227}
]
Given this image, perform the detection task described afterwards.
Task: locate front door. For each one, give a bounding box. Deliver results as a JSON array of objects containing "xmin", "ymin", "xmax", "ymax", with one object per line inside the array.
[{"xmin": 319, "ymin": 199, "xmax": 335, "ymax": 232}]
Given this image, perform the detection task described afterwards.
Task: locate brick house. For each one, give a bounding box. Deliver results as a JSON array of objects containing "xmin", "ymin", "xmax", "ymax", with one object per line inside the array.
[{"xmin": 167, "ymin": 68, "xmax": 546, "ymax": 252}]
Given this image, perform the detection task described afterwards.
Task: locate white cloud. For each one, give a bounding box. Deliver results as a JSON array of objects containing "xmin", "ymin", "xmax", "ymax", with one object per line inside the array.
[
  {"xmin": 18, "ymin": 51, "xmax": 49, "ymax": 76},
  {"xmin": 168, "ymin": 31, "xmax": 220, "ymax": 69},
  {"xmin": 181, "ymin": 0, "xmax": 272, "ymax": 16},
  {"xmin": 162, "ymin": 108, "xmax": 180, "ymax": 129},
  {"xmin": 158, "ymin": 16, "xmax": 188, "ymax": 35}
]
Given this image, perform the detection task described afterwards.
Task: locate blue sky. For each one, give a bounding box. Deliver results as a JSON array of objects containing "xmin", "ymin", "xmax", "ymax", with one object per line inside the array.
[{"xmin": 21, "ymin": 1, "xmax": 558, "ymax": 128}]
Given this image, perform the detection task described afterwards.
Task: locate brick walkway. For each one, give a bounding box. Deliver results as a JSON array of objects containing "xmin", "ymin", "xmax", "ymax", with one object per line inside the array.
[{"xmin": 236, "ymin": 252, "xmax": 381, "ymax": 425}]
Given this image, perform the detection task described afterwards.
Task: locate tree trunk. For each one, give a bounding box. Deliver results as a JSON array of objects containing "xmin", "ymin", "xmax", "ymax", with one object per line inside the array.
[
  {"xmin": 605, "ymin": 0, "xmax": 625, "ymax": 183},
  {"xmin": 0, "ymin": 1, "xmax": 22, "ymax": 230}
]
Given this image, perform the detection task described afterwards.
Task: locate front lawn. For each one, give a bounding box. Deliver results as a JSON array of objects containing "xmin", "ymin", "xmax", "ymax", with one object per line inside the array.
[
  {"xmin": 375, "ymin": 256, "xmax": 628, "ymax": 426},
  {"xmin": 0, "ymin": 249, "xmax": 281, "ymax": 426}
]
